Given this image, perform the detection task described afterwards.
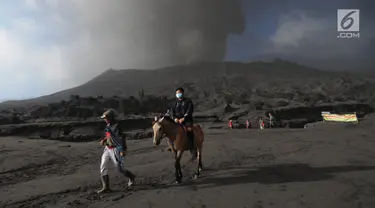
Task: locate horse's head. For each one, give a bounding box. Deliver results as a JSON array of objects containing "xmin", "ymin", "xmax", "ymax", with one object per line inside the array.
[{"xmin": 152, "ymin": 116, "xmax": 164, "ymax": 146}]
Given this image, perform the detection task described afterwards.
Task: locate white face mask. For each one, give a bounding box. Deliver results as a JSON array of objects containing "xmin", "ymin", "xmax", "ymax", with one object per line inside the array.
[{"xmin": 176, "ymin": 93, "xmax": 183, "ymax": 99}]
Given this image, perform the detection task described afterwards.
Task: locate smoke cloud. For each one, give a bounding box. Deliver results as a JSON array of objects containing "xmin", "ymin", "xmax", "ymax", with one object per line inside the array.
[
  {"xmin": 249, "ymin": 0, "xmax": 375, "ymax": 70},
  {"xmin": 1, "ymin": 0, "xmax": 374, "ymax": 100},
  {"xmin": 56, "ymin": 0, "xmax": 245, "ymax": 82},
  {"xmin": 0, "ymin": 0, "xmax": 244, "ymax": 99}
]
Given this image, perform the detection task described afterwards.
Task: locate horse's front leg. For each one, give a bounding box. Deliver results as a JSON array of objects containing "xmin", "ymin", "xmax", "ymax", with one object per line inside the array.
[
  {"xmin": 167, "ymin": 140, "xmax": 176, "ymax": 157},
  {"xmin": 193, "ymin": 146, "xmax": 203, "ymax": 179},
  {"xmin": 174, "ymin": 150, "xmax": 183, "ymax": 184}
]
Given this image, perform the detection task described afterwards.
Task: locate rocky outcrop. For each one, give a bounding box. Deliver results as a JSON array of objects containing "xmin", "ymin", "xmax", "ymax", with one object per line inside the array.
[
  {"xmin": 0, "ymin": 113, "xmax": 221, "ymax": 141},
  {"xmin": 24, "ymin": 95, "xmax": 171, "ymax": 120},
  {"xmin": 0, "ymin": 117, "xmax": 153, "ymax": 141},
  {"xmin": 0, "ymin": 114, "xmax": 22, "ymax": 125}
]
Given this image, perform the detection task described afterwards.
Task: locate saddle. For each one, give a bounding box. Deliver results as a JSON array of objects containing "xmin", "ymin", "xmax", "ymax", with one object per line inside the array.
[
  {"xmin": 181, "ymin": 125, "xmax": 196, "ymax": 150},
  {"xmin": 167, "ymin": 124, "xmax": 198, "ymax": 154},
  {"xmin": 178, "ymin": 124, "xmax": 194, "ymax": 138},
  {"xmin": 180, "ymin": 125, "xmax": 188, "ymax": 133}
]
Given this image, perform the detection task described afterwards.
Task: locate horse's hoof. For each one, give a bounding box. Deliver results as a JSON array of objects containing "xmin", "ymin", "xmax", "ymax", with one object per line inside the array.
[
  {"xmin": 175, "ymin": 180, "xmax": 181, "ymax": 184},
  {"xmin": 193, "ymin": 174, "xmax": 198, "ymax": 180}
]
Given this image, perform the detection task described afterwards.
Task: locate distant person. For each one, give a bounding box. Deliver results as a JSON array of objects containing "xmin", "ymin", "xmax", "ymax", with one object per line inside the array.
[
  {"xmin": 259, "ymin": 118, "xmax": 265, "ymax": 129},
  {"xmin": 97, "ymin": 109, "xmax": 136, "ymax": 194},
  {"xmin": 169, "ymin": 87, "xmax": 196, "ymax": 160},
  {"xmin": 245, "ymin": 119, "xmax": 250, "ymax": 129},
  {"xmin": 229, "ymin": 120, "xmax": 233, "ymax": 129},
  {"xmin": 268, "ymin": 112, "xmax": 275, "ymax": 128}
]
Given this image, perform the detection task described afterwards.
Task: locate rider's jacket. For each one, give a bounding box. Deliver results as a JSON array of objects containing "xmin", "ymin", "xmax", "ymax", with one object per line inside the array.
[{"xmin": 169, "ymin": 97, "xmax": 194, "ymax": 120}]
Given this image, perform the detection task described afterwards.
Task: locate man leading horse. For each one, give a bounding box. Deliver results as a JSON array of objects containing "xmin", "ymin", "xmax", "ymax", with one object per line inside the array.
[
  {"xmin": 167, "ymin": 87, "xmax": 197, "ymax": 160},
  {"xmin": 97, "ymin": 109, "xmax": 136, "ymax": 193}
]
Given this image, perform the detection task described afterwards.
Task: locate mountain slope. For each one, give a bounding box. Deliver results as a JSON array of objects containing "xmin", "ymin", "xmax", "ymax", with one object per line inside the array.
[{"xmin": 2, "ymin": 60, "xmax": 375, "ymax": 108}]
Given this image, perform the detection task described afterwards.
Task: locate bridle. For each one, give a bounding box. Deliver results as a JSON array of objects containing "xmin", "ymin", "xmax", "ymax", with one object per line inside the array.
[{"xmin": 154, "ymin": 116, "xmax": 166, "ymax": 141}]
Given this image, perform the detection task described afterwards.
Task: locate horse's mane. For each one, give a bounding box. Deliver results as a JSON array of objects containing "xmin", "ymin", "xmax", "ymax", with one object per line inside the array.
[{"xmin": 155, "ymin": 115, "xmax": 177, "ymax": 126}]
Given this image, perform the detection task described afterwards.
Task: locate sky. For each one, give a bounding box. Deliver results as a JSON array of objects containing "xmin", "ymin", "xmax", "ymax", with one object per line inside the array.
[{"xmin": 0, "ymin": 0, "xmax": 374, "ymax": 101}]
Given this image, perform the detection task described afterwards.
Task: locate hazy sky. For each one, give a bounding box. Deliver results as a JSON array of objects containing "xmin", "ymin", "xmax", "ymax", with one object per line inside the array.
[{"xmin": 0, "ymin": 0, "xmax": 374, "ymax": 101}]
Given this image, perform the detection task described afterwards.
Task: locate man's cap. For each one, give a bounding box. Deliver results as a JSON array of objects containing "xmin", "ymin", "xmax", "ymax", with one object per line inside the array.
[{"xmin": 101, "ymin": 109, "xmax": 116, "ymax": 119}]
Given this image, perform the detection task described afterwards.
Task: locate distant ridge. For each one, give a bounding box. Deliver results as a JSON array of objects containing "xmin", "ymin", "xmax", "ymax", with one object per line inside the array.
[{"xmin": 0, "ymin": 60, "xmax": 372, "ymax": 108}]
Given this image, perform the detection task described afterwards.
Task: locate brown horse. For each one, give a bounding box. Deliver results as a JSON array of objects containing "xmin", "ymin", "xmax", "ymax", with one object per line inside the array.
[{"xmin": 152, "ymin": 116, "xmax": 204, "ymax": 183}]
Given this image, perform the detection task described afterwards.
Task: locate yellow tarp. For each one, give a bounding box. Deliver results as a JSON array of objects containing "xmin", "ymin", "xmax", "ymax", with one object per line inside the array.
[{"xmin": 321, "ymin": 112, "xmax": 358, "ymax": 122}]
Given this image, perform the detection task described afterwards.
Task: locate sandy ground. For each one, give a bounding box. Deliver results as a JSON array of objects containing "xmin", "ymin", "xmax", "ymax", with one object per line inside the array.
[{"xmin": 2, "ymin": 125, "xmax": 375, "ymax": 208}]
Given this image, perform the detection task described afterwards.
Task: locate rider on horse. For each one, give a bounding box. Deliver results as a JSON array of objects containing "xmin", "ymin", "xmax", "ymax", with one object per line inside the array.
[{"xmin": 167, "ymin": 87, "xmax": 197, "ymax": 160}]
